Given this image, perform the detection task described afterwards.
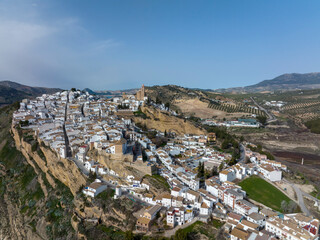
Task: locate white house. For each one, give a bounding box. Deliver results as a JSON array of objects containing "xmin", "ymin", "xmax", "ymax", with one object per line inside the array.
[
  {"xmin": 199, "ymin": 202, "xmax": 211, "ymax": 216},
  {"xmin": 259, "ymin": 164, "xmax": 282, "ymax": 182},
  {"xmin": 246, "ymin": 212, "xmax": 266, "ymax": 228},
  {"xmin": 219, "ymin": 169, "xmax": 236, "ymax": 182},
  {"xmin": 234, "ymin": 199, "xmax": 258, "ymax": 216},
  {"xmin": 166, "ymin": 206, "xmax": 194, "ymax": 227},
  {"xmin": 83, "ymin": 180, "xmax": 107, "ymax": 198}
]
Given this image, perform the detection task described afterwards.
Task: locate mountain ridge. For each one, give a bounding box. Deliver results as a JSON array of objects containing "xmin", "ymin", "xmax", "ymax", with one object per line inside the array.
[
  {"xmin": 0, "ymin": 80, "xmax": 62, "ymax": 107},
  {"xmin": 215, "ymin": 72, "xmax": 320, "ymax": 93}
]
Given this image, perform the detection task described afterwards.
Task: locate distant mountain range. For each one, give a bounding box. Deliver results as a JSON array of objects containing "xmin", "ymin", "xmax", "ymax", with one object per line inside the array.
[
  {"xmin": 215, "ymin": 72, "xmax": 320, "ymax": 93},
  {"xmin": 2, "ymin": 72, "xmax": 320, "ymax": 107},
  {"xmin": 0, "ymin": 81, "xmax": 62, "ymax": 107}
]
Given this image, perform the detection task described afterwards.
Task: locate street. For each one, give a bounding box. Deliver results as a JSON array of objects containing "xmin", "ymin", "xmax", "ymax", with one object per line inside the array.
[
  {"xmin": 283, "ymin": 179, "xmax": 312, "ymax": 216},
  {"xmin": 250, "ymin": 97, "xmax": 276, "ymax": 123}
]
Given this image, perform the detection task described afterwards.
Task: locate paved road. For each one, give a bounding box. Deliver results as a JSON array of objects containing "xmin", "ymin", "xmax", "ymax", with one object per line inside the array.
[
  {"xmin": 250, "ymin": 97, "xmax": 276, "ymax": 123},
  {"xmin": 283, "ymin": 179, "xmax": 311, "ymax": 216},
  {"xmin": 238, "ymin": 144, "xmax": 245, "ymax": 163},
  {"xmin": 301, "ymin": 189, "xmax": 319, "ymax": 202},
  {"xmin": 69, "ymin": 157, "xmax": 89, "ymax": 176},
  {"xmin": 292, "ymin": 184, "xmax": 311, "ymax": 216}
]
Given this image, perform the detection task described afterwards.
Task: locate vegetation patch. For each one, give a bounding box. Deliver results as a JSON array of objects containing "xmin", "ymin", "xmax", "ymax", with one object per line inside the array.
[
  {"xmin": 247, "ymin": 144, "xmax": 275, "ymax": 160},
  {"xmin": 305, "ymin": 118, "xmax": 320, "ymax": 134},
  {"xmin": 239, "ymin": 175, "xmax": 292, "ymax": 212},
  {"xmin": 143, "ymin": 174, "xmax": 170, "ymax": 191},
  {"xmin": 174, "ymin": 221, "xmax": 218, "ymax": 240}
]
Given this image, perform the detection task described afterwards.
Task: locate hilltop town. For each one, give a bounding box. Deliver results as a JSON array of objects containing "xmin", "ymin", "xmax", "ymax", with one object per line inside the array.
[{"xmin": 11, "ymin": 85, "xmax": 320, "ymax": 239}]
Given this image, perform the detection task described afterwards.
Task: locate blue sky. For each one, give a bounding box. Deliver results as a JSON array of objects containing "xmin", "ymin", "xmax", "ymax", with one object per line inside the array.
[{"xmin": 0, "ymin": 0, "xmax": 320, "ymax": 90}]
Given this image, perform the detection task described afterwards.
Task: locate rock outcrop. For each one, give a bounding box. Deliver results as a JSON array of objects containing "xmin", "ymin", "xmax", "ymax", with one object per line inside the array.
[
  {"xmin": 134, "ymin": 106, "xmax": 205, "ymax": 136},
  {"xmin": 11, "ymin": 126, "xmax": 86, "ymax": 196}
]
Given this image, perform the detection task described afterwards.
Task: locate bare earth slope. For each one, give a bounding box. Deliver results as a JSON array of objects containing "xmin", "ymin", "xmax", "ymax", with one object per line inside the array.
[{"xmin": 134, "ymin": 105, "xmax": 206, "ymax": 135}]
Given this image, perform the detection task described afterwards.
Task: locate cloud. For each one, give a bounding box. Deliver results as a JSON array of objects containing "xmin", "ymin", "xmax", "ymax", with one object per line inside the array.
[
  {"xmin": 0, "ymin": 0, "xmax": 122, "ymax": 89},
  {"xmin": 0, "ymin": 20, "xmax": 56, "ymax": 50},
  {"xmin": 91, "ymin": 39, "xmax": 122, "ymax": 52}
]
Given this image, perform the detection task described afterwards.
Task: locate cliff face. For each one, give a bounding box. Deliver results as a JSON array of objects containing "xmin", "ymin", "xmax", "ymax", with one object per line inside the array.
[
  {"xmin": 134, "ymin": 106, "xmax": 205, "ymax": 136},
  {"xmin": 0, "ymin": 100, "xmax": 86, "ymax": 240},
  {"xmin": 12, "ymin": 126, "xmax": 86, "ymax": 196},
  {"xmin": 0, "ymin": 191, "xmax": 44, "ymax": 240},
  {"xmin": 0, "ymin": 125, "xmax": 85, "ymax": 240},
  {"xmin": 0, "ymin": 113, "xmax": 142, "ymax": 239}
]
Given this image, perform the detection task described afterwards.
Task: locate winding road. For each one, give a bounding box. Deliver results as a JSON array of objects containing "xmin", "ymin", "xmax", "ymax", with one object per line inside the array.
[
  {"xmin": 238, "ymin": 144, "xmax": 245, "ymax": 163},
  {"xmin": 250, "ymin": 97, "xmax": 276, "ymax": 123},
  {"xmin": 283, "ymin": 179, "xmax": 311, "ymax": 216}
]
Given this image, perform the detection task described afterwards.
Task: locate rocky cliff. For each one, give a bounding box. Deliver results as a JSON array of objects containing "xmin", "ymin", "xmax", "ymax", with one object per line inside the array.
[
  {"xmin": 0, "ymin": 104, "xmax": 78, "ymax": 239},
  {"xmin": 11, "ymin": 126, "xmax": 87, "ymax": 196}
]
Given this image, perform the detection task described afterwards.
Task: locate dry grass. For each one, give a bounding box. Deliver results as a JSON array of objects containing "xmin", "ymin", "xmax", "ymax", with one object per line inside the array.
[{"xmin": 174, "ymin": 98, "xmax": 251, "ymax": 119}]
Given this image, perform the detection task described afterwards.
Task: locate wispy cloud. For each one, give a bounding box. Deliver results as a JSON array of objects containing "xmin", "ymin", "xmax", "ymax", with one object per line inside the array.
[
  {"xmin": 91, "ymin": 39, "xmax": 122, "ymax": 51},
  {"xmin": 0, "ymin": 0, "xmax": 122, "ymax": 89}
]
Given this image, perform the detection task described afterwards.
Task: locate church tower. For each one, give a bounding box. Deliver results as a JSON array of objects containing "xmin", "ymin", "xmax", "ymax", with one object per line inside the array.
[{"xmin": 136, "ymin": 84, "xmax": 145, "ymax": 101}]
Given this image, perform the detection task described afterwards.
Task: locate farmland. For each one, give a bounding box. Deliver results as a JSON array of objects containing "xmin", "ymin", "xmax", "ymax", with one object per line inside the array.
[{"xmin": 207, "ymin": 100, "xmax": 266, "ymax": 116}]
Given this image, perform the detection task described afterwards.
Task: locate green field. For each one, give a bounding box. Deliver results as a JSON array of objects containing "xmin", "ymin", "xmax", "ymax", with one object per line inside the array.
[{"xmin": 239, "ymin": 175, "xmax": 291, "ymax": 212}]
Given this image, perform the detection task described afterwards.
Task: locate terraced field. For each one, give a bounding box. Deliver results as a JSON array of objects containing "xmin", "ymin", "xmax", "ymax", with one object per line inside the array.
[
  {"xmin": 282, "ymin": 101, "xmax": 320, "ymax": 111},
  {"xmin": 207, "ymin": 101, "xmax": 266, "ymax": 116}
]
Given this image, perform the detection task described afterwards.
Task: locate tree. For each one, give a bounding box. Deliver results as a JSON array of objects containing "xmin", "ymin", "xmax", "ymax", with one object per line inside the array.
[
  {"xmin": 174, "ymin": 228, "xmax": 188, "ymax": 240},
  {"xmin": 88, "ymin": 171, "xmax": 97, "ymax": 182},
  {"xmin": 156, "ymin": 97, "xmax": 162, "ymax": 104},
  {"xmin": 197, "ymin": 162, "xmax": 202, "ymax": 178},
  {"xmin": 287, "ymin": 201, "xmax": 298, "ymax": 213},
  {"xmin": 211, "ymin": 166, "xmax": 218, "ymax": 176},
  {"xmin": 197, "ymin": 162, "xmax": 205, "ymax": 179},
  {"xmin": 218, "ymin": 162, "xmax": 224, "ymax": 172},
  {"xmin": 228, "ymin": 157, "xmax": 237, "ymax": 166},
  {"xmin": 257, "ymin": 115, "xmax": 267, "ymax": 125},
  {"xmin": 257, "ymin": 144, "xmax": 263, "ymax": 152},
  {"xmin": 281, "ymin": 200, "xmax": 288, "ymax": 213},
  {"xmin": 221, "ymin": 139, "xmax": 229, "ymax": 149},
  {"xmin": 125, "ymin": 230, "xmax": 134, "ymax": 240}
]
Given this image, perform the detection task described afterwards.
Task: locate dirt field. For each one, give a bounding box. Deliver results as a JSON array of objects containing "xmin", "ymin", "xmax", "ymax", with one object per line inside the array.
[
  {"xmin": 274, "ymin": 181, "xmax": 296, "ymax": 200},
  {"xmin": 238, "ymin": 126, "xmax": 320, "ymax": 155},
  {"xmin": 235, "ymin": 124, "xmax": 320, "ymax": 188},
  {"xmin": 274, "ymin": 151, "xmax": 320, "ymax": 185},
  {"xmin": 296, "ymin": 184, "xmax": 315, "ymax": 194},
  {"xmin": 174, "ymin": 98, "xmax": 251, "ymax": 119}
]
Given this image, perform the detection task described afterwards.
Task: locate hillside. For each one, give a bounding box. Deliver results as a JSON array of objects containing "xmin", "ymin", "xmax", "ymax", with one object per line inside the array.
[
  {"xmin": 216, "ymin": 72, "xmax": 320, "ymax": 93},
  {"xmin": 146, "ymin": 85, "xmax": 264, "ymax": 119},
  {"xmin": 0, "ymin": 81, "xmax": 62, "ymax": 107},
  {"xmin": 133, "ymin": 105, "xmax": 206, "ymax": 135}
]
